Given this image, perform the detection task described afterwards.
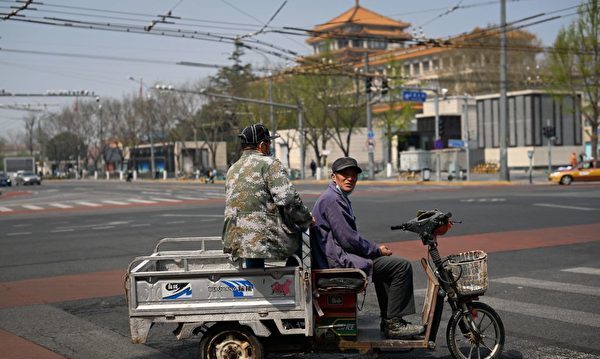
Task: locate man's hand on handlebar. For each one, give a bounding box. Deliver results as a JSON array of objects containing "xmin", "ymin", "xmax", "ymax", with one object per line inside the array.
[{"xmin": 379, "ymin": 245, "xmax": 393, "ymax": 256}]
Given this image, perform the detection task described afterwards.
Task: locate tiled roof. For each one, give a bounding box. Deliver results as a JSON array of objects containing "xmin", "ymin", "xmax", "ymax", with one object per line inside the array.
[{"xmin": 313, "ymin": 5, "xmax": 410, "ymax": 32}]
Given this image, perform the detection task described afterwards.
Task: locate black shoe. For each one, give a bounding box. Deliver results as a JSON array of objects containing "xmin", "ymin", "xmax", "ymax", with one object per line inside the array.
[{"xmin": 383, "ymin": 317, "xmax": 425, "ymax": 339}]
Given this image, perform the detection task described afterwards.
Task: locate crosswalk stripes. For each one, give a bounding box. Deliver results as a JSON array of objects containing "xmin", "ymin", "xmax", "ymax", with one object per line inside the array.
[
  {"xmin": 415, "ymin": 266, "xmax": 600, "ymax": 330},
  {"xmin": 101, "ymin": 200, "xmax": 129, "ymax": 206},
  {"xmin": 562, "ymin": 267, "xmax": 600, "ymax": 275},
  {"xmin": 0, "ymin": 192, "xmax": 225, "ymax": 213},
  {"xmin": 49, "ymin": 203, "xmax": 74, "ymax": 209},
  {"xmin": 127, "ymin": 198, "xmax": 156, "ymax": 204},
  {"xmin": 75, "ymin": 201, "xmax": 101, "ymax": 207},
  {"xmin": 21, "ymin": 205, "xmax": 43, "ymax": 210},
  {"xmin": 149, "ymin": 197, "xmax": 182, "ymax": 203}
]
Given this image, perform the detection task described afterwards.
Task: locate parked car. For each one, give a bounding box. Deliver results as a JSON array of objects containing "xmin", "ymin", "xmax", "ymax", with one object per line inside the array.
[
  {"xmin": 0, "ymin": 172, "xmax": 12, "ymax": 187},
  {"xmin": 14, "ymin": 171, "xmax": 42, "ymax": 186},
  {"xmin": 548, "ymin": 160, "xmax": 600, "ymax": 185}
]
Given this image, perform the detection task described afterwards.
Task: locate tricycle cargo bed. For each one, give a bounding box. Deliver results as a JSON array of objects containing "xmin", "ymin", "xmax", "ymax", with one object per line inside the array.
[{"xmin": 126, "ymin": 237, "xmax": 311, "ymax": 343}]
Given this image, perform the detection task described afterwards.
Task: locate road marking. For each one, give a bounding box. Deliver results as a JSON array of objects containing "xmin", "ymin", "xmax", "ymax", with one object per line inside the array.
[
  {"xmin": 131, "ymin": 223, "xmax": 151, "ymax": 227},
  {"xmin": 75, "ymin": 201, "xmax": 101, "ymax": 207},
  {"xmin": 50, "ymin": 229, "xmax": 74, "ymax": 233},
  {"xmin": 481, "ymin": 296, "xmax": 600, "ymax": 328},
  {"xmin": 49, "ymin": 203, "xmax": 74, "ymax": 209},
  {"xmin": 127, "ymin": 198, "xmax": 156, "ymax": 204},
  {"xmin": 21, "ymin": 205, "xmax": 43, "ymax": 210},
  {"xmin": 493, "ymin": 276, "xmax": 600, "ymax": 297},
  {"xmin": 165, "ymin": 221, "xmax": 186, "ymax": 224},
  {"xmin": 562, "ymin": 267, "xmax": 600, "ymax": 276},
  {"xmin": 0, "ymin": 207, "xmax": 13, "ymax": 212},
  {"xmin": 91, "ymin": 226, "xmax": 115, "ymax": 230},
  {"xmin": 6, "ymin": 232, "xmax": 31, "ymax": 236},
  {"xmin": 176, "ymin": 196, "xmax": 207, "ymax": 200},
  {"xmin": 149, "ymin": 197, "xmax": 181, "ymax": 202},
  {"xmin": 159, "ymin": 213, "xmax": 222, "ymax": 218},
  {"xmin": 102, "ymin": 200, "xmax": 129, "ymax": 205},
  {"xmin": 12, "ymin": 224, "xmax": 31, "ymax": 227},
  {"xmin": 534, "ymin": 203, "xmax": 596, "ymax": 211}
]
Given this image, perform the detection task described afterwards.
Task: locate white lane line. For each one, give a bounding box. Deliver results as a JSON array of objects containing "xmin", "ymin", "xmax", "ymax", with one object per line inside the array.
[
  {"xmin": 131, "ymin": 223, "xmax": 151, "ymax": 227},
  {"xmin": 149, "ymin": 197, "xmax": 181, "ymax": 203},
  {"xmin": 562, "ymin": 267, "xmax": 600, "ymax": 276},
  {"xmin": 22, "ymin": 204, "xmax": 44, "ymax": 210},
  {"xmin": 159, "ymin": 214, "xmax": 223, "ymax": 218},
  {"xmin": 102, "ymin": 200, "xmax": 129, "ymax": 206},
  {"xmin": 51, "ymin": 229, "xmax": 75, "ymax": 233},
  {"xmin": 127, "ymin": 198, "xmax": 156, "ymax": 204},
  {"xmin": 534, "ymin": 203, "xmax": 596, "ymax": 211},
  {"xmin": 49, "ymin": 203, "xmax": 74, "ymax": 209},
  {"xmin": 0, "ymin": 207, "xmax": 13, "ymax": 212},
  {"xmin": 165, "ymin": 221, "xmax": 186, "ymax": 225},
  {"xmin": 91, "ymin": 226, "xmax": 115, "ymax": 230},
  {"xmin": 76, "ymin": 201, "xmax": 101, "ymax": 207},
  {"xmin": 480, "ymin": 296, "xmax": 600, "ymax": 328},
  {"xmin": 415, "ymin": 289, "xmax": 600, "ymax": 328},
  {"xmin": 493, "ymin": 276, "xmax": 600, "ymax": 297},
  {"xmin": 176, "ymin": 196, "xmax": 207, "ymax": 201},
  {"xmin": 6, "ymin": 232, "xmax": 31, "ymax": 236}
]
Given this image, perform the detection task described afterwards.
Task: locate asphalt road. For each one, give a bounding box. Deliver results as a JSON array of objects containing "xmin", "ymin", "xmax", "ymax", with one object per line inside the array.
[{"xmin": 0, "ymin": 179, "xmax": 599, "ymax": 358}]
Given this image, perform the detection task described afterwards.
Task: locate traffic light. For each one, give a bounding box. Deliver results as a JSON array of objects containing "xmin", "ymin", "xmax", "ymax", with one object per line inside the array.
[
  {"xmin": 381, "ymin": 77, "xmax": 389, "ymax": 95},
  {"xmin": 365, "ymin": 77, "xmax": 373, "ymax": 94},
  {"xmin": 542, "ymin": 126, "xmax": 555, "ymax": 138},
  {"xmin": 438, "ymin": 118, "xmax": 445, "ymax": 137}
]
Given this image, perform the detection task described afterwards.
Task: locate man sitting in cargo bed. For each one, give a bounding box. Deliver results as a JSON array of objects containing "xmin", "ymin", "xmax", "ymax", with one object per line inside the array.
[{"xmin": 222, "ymin": 123, "xmax": 313, "ymax": 268}]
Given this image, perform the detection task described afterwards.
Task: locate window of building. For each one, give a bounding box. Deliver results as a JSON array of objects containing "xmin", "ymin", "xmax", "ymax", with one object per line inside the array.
[
  {"xmin": 318, "ymin": 43, "xmax": 329, "ymax": 53},
  {"xmin": 369, "ymin": 40, "xmax": 387, "ymax": 49},
  {"xmin": 412, "ymin": 63, "xmax": 420, "ymax": 75},
  {"xmin": 352, "ymin": 39, "xmax": 363, "ymax": 48},
  {"xmin": 432, "ymin": 59, "xmax": 440, "ymax": 70},
  {"xmin": 422, "ymin": 61, "xmax": 430, "ymax": 73},
  {"xmin": 403, "ymin": 64, "xmax": 410, "ymax": 76},
  {"xmin": 338, "ymin": 39, "xmax": 348, "ymax": 49}
]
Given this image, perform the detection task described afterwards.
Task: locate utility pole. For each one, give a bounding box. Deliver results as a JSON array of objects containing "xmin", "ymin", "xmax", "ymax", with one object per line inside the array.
[
  {"xmin": 434, "ymin": 88, "xmax": 441, "ymax": 181},
  {"xmin": 462, "ymin": 95, "xmax": 471, "ymax": 181},
  {"xmin": 269, "ymin": 71, "xmax": 275, "ymax": 156},
  {"xmin": 498, "ymin": 0, "xmax": 510, "ymax": 181},
  {"xmin": 364, "ymin": 53, "xmax": 375, "ymax": 180}
]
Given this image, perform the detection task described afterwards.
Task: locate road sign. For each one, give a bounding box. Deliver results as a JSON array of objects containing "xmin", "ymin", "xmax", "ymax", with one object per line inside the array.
[
  {"xmin": 434, "ymin": 139, "xmax": 444, "ymax": 149},
  {"xmin": 367, "ymin": 130, "xmax": 374, "ymax": 139},
  {"xmin": 402, "ymin": 90, "xmax": 427, "ymax": 102},
  {"xmin": 448, "ymin": 139, "xmax": 465, "ymax": 148}
]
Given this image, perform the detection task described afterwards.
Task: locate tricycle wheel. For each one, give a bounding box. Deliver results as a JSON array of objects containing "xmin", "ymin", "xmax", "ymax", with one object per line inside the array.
[
  {"xmin": 446, "ymin": 302, "xmax": 504, "ymax": 359},
  {"xmin": 199, "ymin": 323, "xmax": 263, "ymax": 359}
]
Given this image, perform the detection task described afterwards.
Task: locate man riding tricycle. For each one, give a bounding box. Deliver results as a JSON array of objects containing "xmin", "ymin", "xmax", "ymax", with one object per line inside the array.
[{"xmin": 126, "ymin": 208, "xmax": 505, "ymax": 359}]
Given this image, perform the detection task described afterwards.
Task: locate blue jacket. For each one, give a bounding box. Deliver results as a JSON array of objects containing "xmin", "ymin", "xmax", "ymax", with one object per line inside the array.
[{"xmin": 311, "ymin": 183, "xmax": 381, "ymax": 277}]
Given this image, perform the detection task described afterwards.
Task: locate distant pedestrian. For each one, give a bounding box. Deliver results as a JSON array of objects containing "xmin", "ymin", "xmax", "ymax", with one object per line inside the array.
[{"xmin": 310, "ymin": 159, "xmax": 317, "ymax": 177}]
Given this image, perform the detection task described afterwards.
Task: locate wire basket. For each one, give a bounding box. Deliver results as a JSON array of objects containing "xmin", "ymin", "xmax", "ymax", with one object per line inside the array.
[{"xmin": 447, "ymin": 250, "xmax": 488, "ymax": 296}]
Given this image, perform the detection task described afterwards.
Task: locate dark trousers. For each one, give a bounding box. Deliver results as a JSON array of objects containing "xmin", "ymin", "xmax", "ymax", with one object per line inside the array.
[{"xmin": 372, "ymin": 256, "xmax": 416, "ymax": 319}]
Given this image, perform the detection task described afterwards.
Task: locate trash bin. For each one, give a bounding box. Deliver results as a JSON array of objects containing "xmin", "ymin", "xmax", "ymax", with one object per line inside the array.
[{"xmin": 422, "ymin": 168, "xmax": 431, "ymax": 181}]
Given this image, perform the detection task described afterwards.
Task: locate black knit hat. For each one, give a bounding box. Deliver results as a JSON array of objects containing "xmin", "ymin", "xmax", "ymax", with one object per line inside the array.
[
  {"xmin": 238, "ymin": 123, "xmax": 280, "ymax": 145},
  {"xmin": 331, "ymin": 157, "xmax": 362, "ymax": 173}
]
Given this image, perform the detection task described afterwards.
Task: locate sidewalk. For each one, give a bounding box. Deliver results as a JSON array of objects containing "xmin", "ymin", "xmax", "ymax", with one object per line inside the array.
[{"xmin": 298, "ymin": 169, "xmax": 552, "ymax": 186}]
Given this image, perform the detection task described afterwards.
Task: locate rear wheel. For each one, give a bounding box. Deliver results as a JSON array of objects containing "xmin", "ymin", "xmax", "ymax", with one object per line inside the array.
[
  {"xmin": 560, "ymin": 175, "xmax": 573, "ymax": 185},
  {"xmin": 199, "ymin": 323, "xmax": 263, "ymax": 359},
  {"xmin": 447, "ymin": 302, "xmax": 504, "ymax": 359}
]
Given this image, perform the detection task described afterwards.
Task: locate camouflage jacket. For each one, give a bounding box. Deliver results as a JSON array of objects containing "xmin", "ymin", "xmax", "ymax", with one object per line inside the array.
[{"xmin": 222, "ymin": 151, "xmax": 312, "ymax": 260}]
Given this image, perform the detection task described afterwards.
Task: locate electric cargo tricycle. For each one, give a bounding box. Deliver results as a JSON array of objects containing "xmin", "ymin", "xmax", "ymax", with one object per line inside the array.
[{"xmin": 126, "ymin": 209, "xmax": 504, "ymax": 359}]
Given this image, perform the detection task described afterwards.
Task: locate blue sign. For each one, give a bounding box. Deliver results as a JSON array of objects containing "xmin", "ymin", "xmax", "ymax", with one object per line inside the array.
[
  {"xmin": 367, "ymin": 131, "xmax": 374, "ymax": 139},
  {"xmin": 434, "ymin": 139, "xmax": 444, "ymax": 149},
  {"xmin": 448, "ymin": 139, "xmax": 465, "ymax": 148},
  {"xmin": 402, "ymin": 90, "xmax": 427, "ymax": 102}
]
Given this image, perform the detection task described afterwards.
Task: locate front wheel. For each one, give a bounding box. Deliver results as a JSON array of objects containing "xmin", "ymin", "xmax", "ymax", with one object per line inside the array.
[
  {"xmin": 560, "ymin": 175, "xmax": 573, "ymax": 185},
  {"xmin": 446, "ymin": 301, "xmax": 504, "ymax": 359},
  {"xmin": 199, "ymin": 323, "xmax": 264, "ymax": 359}
]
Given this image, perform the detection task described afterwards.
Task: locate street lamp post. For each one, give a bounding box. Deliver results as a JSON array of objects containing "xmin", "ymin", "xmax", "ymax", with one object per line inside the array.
[{"xmin": 129, "ymin": 76, "xmax": 156, "ymax": 178}]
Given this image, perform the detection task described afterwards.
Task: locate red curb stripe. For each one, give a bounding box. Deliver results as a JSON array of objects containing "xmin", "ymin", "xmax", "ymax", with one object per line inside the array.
[
  {"xmin": 0, "ymin": 269, "xmax": 126, "ymax": 309},
  {"xmin": 0, "ymin": 329, "xmax": 66, "ymax": 359},
  {"xmin": 383, "ymin": 223, "xmax": 600, "ymax": 261}
]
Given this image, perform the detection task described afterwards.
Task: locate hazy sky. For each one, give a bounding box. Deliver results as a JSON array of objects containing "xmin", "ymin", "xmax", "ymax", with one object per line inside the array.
[{"xmin": 0, "ymin": 0, "xmax": 584, "ymax": 134}]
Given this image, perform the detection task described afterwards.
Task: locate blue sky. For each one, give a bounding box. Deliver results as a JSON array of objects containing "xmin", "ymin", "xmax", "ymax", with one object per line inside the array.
[{"xmin": 0, "ymin": 0, "xmax": 584, "ymax": 134}]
